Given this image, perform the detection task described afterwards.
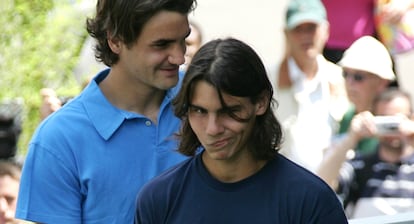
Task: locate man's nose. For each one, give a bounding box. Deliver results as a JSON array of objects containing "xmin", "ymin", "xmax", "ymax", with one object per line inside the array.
[
  {"xmin": 206, "ymin": 115, "xmax": 224, "ymax": 136},
  {"xmin": 169, "ymin": 44, "xmax": 186, "ymax": 66},
  {"xmin": 0, "ymin": 197, "xmax": 8, "ymax": 212}
]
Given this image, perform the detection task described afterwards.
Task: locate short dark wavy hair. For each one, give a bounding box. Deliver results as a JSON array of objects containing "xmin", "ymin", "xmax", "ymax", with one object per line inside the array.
[
  {"xmin": 173, "ymin": 38, "xmax": 283, "ymax": 161},
  {"xmin": 86, "ymin": 0, "xmax": 197, "ymax": 66}
]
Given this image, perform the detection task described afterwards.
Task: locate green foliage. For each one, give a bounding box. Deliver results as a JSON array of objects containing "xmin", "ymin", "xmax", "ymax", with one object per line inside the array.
[{"xmin": 0, "ymin": 0, "xmax": 90, "ymax": 155}]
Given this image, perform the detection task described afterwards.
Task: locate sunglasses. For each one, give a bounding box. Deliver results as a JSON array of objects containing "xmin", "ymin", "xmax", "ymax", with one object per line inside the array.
[{"xmin": 342, "ymin": 71, "xmax": 370, "ymax": 82}]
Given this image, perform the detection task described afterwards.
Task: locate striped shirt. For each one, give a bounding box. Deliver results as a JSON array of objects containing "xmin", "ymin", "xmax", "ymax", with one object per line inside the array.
[{"xmin": 337, "ymin": 146, "xmax": 414, "ymax": 209}]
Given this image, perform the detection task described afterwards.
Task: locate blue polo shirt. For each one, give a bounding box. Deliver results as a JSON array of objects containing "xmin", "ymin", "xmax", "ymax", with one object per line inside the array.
[{"xmin": 16, "ymin": 69, "xmax": 188, "ymax": 223}]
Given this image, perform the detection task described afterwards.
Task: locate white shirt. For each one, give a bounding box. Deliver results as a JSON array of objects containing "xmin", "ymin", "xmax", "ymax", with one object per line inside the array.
[{"xmin": 271, "ymin": 55, "xmax": 348, "ymax": 173}]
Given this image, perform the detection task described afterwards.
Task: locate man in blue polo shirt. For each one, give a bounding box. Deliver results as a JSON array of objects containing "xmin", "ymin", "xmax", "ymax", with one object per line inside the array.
[{"xmin": 15, "ymin": 0, "xmax": 197, "ymax": 223}]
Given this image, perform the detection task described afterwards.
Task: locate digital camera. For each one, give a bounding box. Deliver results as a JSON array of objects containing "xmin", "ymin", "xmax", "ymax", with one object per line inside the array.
[{"xmin": 373, "ymin": 116, "xmax": 402, "ymax": 135}]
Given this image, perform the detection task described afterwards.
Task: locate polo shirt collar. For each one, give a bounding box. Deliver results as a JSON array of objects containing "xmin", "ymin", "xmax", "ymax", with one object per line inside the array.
[
  {"xmin": 81, "ymin": 69, "xmax": 126, "ymax": 140},
  {"xmin": 82, "ymin": 69, "xmax": 179, "ymax": 140}
]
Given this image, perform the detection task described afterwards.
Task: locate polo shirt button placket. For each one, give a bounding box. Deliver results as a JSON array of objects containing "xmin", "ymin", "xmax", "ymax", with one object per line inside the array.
[{"xmin": 145, "ymin": 120, "xmax": 152, "ymax": 126}]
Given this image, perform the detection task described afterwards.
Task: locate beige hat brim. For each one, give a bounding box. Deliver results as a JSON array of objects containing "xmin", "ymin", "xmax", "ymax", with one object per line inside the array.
[{"xmin": 338, "ymin": 36, "xmax": 396, "ymax": 80}]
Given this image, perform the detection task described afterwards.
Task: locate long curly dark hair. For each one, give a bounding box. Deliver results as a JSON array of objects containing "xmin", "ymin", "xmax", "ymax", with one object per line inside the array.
[
  {"xmin": 86, "ymin": 0, "xmax": 197, "ymax": 66},
  {"xmin": 173, "ymin": 38, "xmax": 283, "ymax": 161}
]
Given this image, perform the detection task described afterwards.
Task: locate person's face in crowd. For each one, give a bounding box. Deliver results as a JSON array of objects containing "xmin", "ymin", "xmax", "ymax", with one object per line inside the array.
[
  {"xmin": 375, "ymin": 96, "xmax": 412, "ymax": 151},
  {"xmin": 343, "ymin": 68, "xmax": 389, "ymax": 112},
  {"xmin": 108, "ymin": 11, "xmax": 190, "ymax": 90},
  {"xmin": 0, "ymin": 175, "xmax": 19, "ymax": 224},
  {"xmin": 285, "ymin": 22, "xmax": 328, "ymax": 60},
  {"xmin": 187, "ymin": 81, "xmax": 266, "ymax": 163},
  {"xmin": 184, "ymin": 24, "xmax": 202, "ymax": 67}
]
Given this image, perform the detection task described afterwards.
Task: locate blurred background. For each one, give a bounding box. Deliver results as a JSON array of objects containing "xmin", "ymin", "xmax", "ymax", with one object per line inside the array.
[{"xmin": 1, "ymin": 0, "xmax": 413, "ymax": 157}]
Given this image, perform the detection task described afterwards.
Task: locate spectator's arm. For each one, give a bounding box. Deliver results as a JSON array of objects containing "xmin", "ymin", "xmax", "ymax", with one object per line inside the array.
[
  {"xmin": 40, "ymin": 88, "xmax": 62, "ymax": 120},
  {"xmin": 380, "ymin": 0, "xmax": 414, "ymax": 24},
  {"xmin": 317, "ymin": 111, "xmax": 376, "ymax": 190}
]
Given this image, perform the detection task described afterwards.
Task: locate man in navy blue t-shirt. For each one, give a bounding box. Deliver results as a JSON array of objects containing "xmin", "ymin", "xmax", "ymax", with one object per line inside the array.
[{"xmin": 135, "ymin": 38, "xmax": 348, "ymax": 224}]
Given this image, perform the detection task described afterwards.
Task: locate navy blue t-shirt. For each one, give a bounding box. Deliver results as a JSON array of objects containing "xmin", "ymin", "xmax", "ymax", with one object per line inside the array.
[{"xmin": 135, "ymin": 152, "xmax": 348, "ymax": 224}]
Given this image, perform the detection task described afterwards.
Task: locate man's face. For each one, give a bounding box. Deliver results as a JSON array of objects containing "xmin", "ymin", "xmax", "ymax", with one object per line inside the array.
[
  {"xmin": 184, "ymin": 24, "xmax": 202, "ymax": 67},
  {"xmin": 0, "ymin": 175, "xmax": 19, "ymax": 224},
  {"xmin": 343, "ymin": 68, "xmax": 387, "ymax": 112},
  {"xmin": 187, "ymin": 81, "xmax": 265, "ymax": 163},
  {"xmin": 285, "ymin": 22, "xmax": 328, "ymax": 60},
  {"xmin": 114, "ymin": 11, "xmax": 190, "ymax": 91}
]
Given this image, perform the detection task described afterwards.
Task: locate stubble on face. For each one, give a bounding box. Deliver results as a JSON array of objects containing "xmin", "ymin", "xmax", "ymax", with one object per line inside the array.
[
  {"xmin": 124, "ymin": 11, "xmax": 190, "ymax": 91},
  {"xmin": 189, "ymin": 81, "xmax": 257, "ymax": 162}
]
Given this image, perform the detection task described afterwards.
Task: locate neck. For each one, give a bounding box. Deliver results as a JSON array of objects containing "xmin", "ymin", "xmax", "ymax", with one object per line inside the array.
[
  {"xmin": 292, "ymin": 55, "xmax": 318, "ymax": 79},
  {"xmin": 202, "ymin": 150, "xmax": 267, "ymax": 183},
  {"xmin": 99, "ymin": 70, "xmax": 166, "ymax": 122}
]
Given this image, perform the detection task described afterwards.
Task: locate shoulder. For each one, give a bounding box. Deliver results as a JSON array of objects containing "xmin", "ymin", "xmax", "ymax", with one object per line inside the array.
[
  {"xmin": 135, "ymin": 158, "xmax": 194, "ymax": 221},
  {"xmin": 317, "ymin": 56, "xmax": 343, "ymax": 81},
  {"xmin": 138, "ymin": 158, "xmax": 193, "ymax": 199},
  {"xmin": 33, "ymin": 96, "xmax": 90, "ymax": 139},
  {"xmin": 272, "ymin": 155, "xmax": 348, "ymax": 222},
  {"xmin": 273, "ymin": 155, "xmax": 343, "ymax": 203},
  {"xmin": 274, "ymin": 155, "xmax": 334, "ymax": 190},
  {"xmin": 317, "ymin": 55, "xmax": 342, "ymax": 76},
  {"xmin": 29, "ymin": 87, "xmax": 108, "ymax": 160}
]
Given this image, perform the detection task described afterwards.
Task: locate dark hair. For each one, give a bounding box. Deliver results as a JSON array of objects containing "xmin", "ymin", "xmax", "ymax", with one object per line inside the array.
[
  {"xmin": 173, "ymin": 38, "xmax": 283, "ymax": 160},
  {"xmin": 373, "ymin": 87, "xmax": 412, "ymax": 114},
  {"xmin": 86, "ymin": 0, "xmax": 197, "ymax": 66},
  {"xmin": 0, "ymin": 159, "xmax": 21, "ymax": 181},
  {"xmin": 0, "ymin": 100, "xmax": 23, "ymax": 159}
]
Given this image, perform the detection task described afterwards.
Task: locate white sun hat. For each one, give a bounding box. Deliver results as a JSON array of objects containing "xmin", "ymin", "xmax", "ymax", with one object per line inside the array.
[{"xmin": 338, "ymin": 36, "xmax": 396, "ymax": 80}]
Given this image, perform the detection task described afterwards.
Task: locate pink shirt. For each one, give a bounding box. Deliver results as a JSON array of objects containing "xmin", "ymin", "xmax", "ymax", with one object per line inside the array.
[{"xmin": 322, "ymin": 0, "xmax": 376, "ymax": 49}]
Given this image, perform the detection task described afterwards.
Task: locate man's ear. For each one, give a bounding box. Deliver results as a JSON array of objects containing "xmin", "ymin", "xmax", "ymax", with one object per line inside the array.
[
  {"xmin": 107, "ymin": 31, "xmax": 122, "ymax": 54},
  {"xmin": 255, "ymin": 92, "xmax": 270, "ymax": 116}
]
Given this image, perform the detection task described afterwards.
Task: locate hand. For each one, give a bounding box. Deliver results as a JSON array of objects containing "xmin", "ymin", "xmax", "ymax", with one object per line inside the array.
[
  {"xmin": 399, "ymin": 115, "xmax": 414, "ymax": 140},
  {"xmin": 349, "ymin": 111, "xmax": 377, "ymax": 140},
  {"xmin": 40, "ymin": 88, "xmax": 62, "ymax": 120},
  {"xmin": 379, "ymin": 0, "xmax": 412, "ymax": 24}
]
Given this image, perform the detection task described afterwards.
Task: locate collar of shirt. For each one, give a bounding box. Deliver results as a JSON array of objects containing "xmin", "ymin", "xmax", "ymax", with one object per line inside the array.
[
  {"xmin": 81, "ymin": 69, "xmax": 179, "ymax": 140},
  {"xmin": 287, "ymin": 55, "xmax": 328, "ymax": 102}
]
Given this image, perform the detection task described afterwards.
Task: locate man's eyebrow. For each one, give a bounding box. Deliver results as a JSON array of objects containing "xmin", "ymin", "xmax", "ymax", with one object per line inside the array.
[
  {"xmin": 151, "ymin": 38, "xmax": 174, "ymax": 45},
  {"xmin": 151, "ymin": 31, "xmax": 189, "ymax": 46},
  {"xmin": 188, "ymin": 104, "xmax": 204, "ymax": 109}
]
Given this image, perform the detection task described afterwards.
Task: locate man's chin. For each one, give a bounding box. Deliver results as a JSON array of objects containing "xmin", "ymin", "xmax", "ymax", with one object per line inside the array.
[{"xmin": 162, "ymin": 80, "xmax": 179, "ymax": 90}]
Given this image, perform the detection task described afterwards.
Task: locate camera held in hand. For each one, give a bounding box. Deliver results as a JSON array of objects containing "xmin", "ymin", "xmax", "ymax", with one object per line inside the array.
[{"xmin": 373, "ymin": 116, "xmax": 402, "ymax": 136}]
